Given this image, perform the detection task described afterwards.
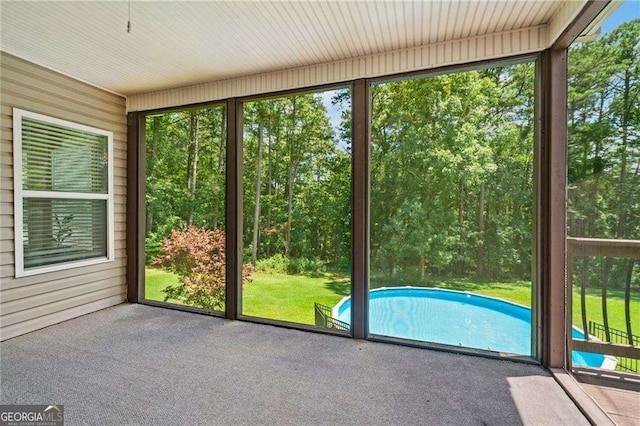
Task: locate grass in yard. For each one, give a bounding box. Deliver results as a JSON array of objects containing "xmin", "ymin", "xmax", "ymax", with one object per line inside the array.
[
  {"xmin": 145, "ymin": 267, "xmax": 637, "ymax": 333},
  {"xmin": 144, "ymin": 267, "xmax": 180, "ymax": 303},
  {"xmin": 242, "ymin": 272, "xmax": 349, "ymax": 325},
  {"xmin": 144, "ymin": 268, "xmax": 350, "ymax": 325}
]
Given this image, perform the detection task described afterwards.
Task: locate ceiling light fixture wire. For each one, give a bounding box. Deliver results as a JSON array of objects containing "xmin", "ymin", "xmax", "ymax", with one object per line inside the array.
[{"xmin": 127, "ymin": 0, "xmax": 132, "ymax": 34}]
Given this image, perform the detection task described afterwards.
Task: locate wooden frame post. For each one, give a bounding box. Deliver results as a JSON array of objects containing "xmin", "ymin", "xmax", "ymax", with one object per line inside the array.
[
  {"xmin": 539, "ymin": 49, "xmax": 568, "ymax": 368},
  {"xmin": 126, "ymin": 111, "xmax": 144, "ymax": 303},
  {"xmin": 352, "ymin": 79, "xmax": 370, "ymax": 339},
  {"xmin": 226, "ymin": 98, "xmax": 242, "ymax": 320}
]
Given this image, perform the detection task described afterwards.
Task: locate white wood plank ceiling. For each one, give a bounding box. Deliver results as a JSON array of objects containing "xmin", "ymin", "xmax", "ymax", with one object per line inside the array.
[{"xmin": 1, "ymin": 1, "xmax": 578, "ymax": 97}]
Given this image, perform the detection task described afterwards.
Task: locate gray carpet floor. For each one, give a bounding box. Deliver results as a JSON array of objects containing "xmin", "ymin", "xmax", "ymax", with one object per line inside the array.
[{"xmin": 1, "ymin": 303, "xmax": 588, "ymax": 425}]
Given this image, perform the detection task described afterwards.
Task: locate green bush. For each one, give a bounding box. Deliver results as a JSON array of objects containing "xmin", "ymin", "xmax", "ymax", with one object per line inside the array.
[
  {"xmin": 255, "ymin": 254, "xmax": 326, "ymax": 275},
  {"xmin": 145, "ymin": 232, "xmax": 163, "ymax": 264},
  {"xmin": 329, "ymin": 257, "xmax": 351, "ymax": 274},
  {"xmin": 255, "ymin": 254, "xmax": 290, "ymax": 274},
  {"xmin": 289, "ymin": 257, "xmax": 326, "ymax": 275}
]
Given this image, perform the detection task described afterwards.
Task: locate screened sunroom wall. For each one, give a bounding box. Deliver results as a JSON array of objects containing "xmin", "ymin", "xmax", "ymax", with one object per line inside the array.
[{"xmin": 0, "ymin": 52, "xmax": 127, "ymax": 341}]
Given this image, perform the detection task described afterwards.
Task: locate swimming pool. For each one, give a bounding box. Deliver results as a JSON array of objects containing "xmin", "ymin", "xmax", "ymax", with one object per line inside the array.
[{"xmin": 334, "ymin": 287, "xmax": 616, "ymax": 369}]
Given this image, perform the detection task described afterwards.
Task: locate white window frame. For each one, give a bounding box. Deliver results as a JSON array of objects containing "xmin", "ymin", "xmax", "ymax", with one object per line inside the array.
[{"xmin": 13, "ymin": 108, "xmax": 115, "ymax": 277}]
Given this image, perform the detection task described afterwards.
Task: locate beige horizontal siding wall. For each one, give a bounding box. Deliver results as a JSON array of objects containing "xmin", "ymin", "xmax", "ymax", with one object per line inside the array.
[
  {"xmin": 127, "ymin": 25, "xmax": 548, "ymax": 112},
  {"xmin": 0, "ymin": 52, "xmax": 127, "ymax": 341}
]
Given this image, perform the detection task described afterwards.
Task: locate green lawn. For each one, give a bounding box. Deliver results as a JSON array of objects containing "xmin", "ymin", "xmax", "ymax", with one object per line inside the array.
[
  {"xmin": 145, "ymin": 268, "xmax": 348, "ymax": 324},
  {"xmin": 145, "ymin": 267, "xmax": 638, "ymax": 333},
  {"xmin": 144, "ymin": 267, "xmax": 181, "ymax": 303},
  {"xmin": 242, "ymin": 272, "xmax": 349, "ymax": 324}
]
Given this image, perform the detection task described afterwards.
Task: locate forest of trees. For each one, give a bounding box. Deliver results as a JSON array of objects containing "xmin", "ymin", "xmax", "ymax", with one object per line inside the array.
[
  {"xmin": 144, "ymin": 106, "xmax": 227, "ymax": 262},
  {"xmin": 242, "ymin": 93, "xmax": 351, "ymax": 269},
  {"xmin": 370, "ymin": 63, "xmax": 534, "ymax": 281},
  {"xmin": 568, "ymin": 20, "xmax": 639, "ymax": 240},
  {"xmin": 144, "ymin": 20, "xmax": 639, "ymax": 289}
]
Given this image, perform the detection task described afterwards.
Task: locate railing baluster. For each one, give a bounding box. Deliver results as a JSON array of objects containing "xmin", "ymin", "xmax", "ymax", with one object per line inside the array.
[
  {"xmin": 581, "ymin": 257, "xmax": 590, "ymax": 341},
  {"xmin": 567, "ymin": 239, "xmax": 574, "ymax": 366},
  {"xmin": 625, "ymin": 259, "xmax": 635, "ymax": 346},
  {"xmin": 601, "ymin": 257, "xmax": 612, "ymax": 343},
  {"xmin": 583, "ymin": 320, "xmax": 638, "ymax": 372},
  {"xmin": 314, "ymin": 302, "xmax": 350, "ymax": 331}
]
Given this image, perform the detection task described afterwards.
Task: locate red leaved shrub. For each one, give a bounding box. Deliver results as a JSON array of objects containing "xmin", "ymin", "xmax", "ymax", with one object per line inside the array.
[{"xmin": 153, "ymin": 226, "xmax": 253, "ymax": 310}]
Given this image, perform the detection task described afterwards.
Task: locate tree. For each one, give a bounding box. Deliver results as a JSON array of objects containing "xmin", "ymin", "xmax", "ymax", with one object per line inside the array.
[
  {"xmin": 154, "ymin": 226, "xmax": 253, "ymax": 310},
  {"xmin": 145, "ymin": 106, "xmax": 226, "ymax": 244},
  {"xmin": 242, "ymin": 92, "xmax": 338, "ymax": 264},
  {"xmin": 251, "ymin": 120, "xmax": 264, "ymax": 266},
  {"xmin": 369, "ymin": 66, "xmax": 534, "ymax": 281},
  {"xmin": 186, "ymin": 112, "xmax": 200, "ymax": 226}
]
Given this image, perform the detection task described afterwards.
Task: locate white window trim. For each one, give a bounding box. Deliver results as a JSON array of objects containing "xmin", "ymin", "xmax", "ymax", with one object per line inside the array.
[{"xmin": 13, "ymin": 108, "xmax": 115, "ymax": 278}]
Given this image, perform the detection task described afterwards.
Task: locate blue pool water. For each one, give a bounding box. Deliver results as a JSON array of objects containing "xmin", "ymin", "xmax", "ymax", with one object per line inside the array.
[{"xmin": 334, "ymin": 287, "xmax": 613, "ymax": 369}]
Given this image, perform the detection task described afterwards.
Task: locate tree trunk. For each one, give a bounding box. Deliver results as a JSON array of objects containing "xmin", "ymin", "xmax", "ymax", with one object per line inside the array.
[
  {"xmin": 284, "ymin": 99, "xmax": 297, "ymax": 256},
  {"xmin": 588, "ymin": 94, "xmax": 606, "ymax": 236},
  {"xmin": 187, "ymin": 112, "xmax": 199, "ymax": 226},
  {"xmin": 251, "ymin": 122, "xmax": 264, "ymax": 266},
  {"xmin": 285, "ymin": 162, "xmax": 294, "ymax": 257},
  {"xmin": 271, "ymin": 126, "xmax": 281, "ymax": 256},
  {"xmin": 212, "ymin": 111, "xmax": 225, "ymax": 230},
  {"xmin": 266, "ymin": 128, "xmax": 273, "ymax": 257},
  {"xmin": 146, "ymin": 116, "xmax": 160, "ymax": 236},
  {"xmin": 616, "ymin": 70, "xmax": 631, "ymax": 238},
  {"xmin": 457, "ymin": 180, "xmax": 465, "ymax": 274},
  {"xmin": 476, "ymin": 184, "xmax": 485, "ymax": 277}
]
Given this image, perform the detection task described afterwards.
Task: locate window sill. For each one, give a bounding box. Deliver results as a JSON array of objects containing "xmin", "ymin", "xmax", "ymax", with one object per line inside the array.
[{"xmin": 16, "ymin": 256, "xmax": 114, "ymax": 278}]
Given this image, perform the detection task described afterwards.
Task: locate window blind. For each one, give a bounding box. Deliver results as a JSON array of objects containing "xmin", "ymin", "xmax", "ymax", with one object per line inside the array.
[{"xmin": 14, "ymin": 109, "xmax": 114, "ymax": 276}]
